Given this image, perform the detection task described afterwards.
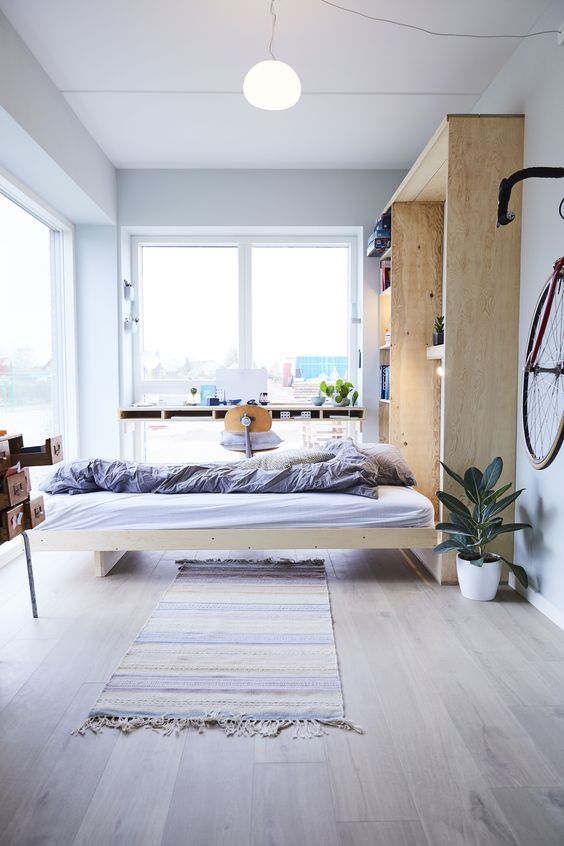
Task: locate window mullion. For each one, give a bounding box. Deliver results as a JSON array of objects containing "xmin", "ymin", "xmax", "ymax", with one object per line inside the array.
[{"xmin": 239, "ymin": 241, "xmax": 252, "ymax": 369}]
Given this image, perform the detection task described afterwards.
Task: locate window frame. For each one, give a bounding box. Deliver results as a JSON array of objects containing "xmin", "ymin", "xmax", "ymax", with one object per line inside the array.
[
  {"xmin": 0, "ymin": 170, "xmax": 78, "ymax": 456},
  {"xmin": 129, "ymin": 229, "xmax": 361, "ymax": 402}
]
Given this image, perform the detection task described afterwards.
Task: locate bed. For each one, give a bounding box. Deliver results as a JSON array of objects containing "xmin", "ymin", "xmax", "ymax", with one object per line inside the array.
[{"xmin": 29, "ymin": 485, "xmax": 437, "ymax": 577}]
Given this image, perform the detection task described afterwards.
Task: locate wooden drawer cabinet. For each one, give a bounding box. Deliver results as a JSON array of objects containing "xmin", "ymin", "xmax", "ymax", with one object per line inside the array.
[
  {"xmin": 24, "ymin": 496, "xmax": 45, "ymax": 529},
  {"xmin": 0, "ymin": 471, "xmax": 29, "ymax": 510},
  {"xmin": 0, "ymin": 502, "xmax": 25, "ymax": 542}
]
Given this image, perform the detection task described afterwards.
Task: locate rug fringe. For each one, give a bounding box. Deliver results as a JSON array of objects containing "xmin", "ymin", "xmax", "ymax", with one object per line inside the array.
[
  {"xmin": 73, "ymin": 714, "xmax": 363, "ymax": 739},
  {"xmin": 175, "ymin": 557, "xmax": 325, "ymax": 568}
]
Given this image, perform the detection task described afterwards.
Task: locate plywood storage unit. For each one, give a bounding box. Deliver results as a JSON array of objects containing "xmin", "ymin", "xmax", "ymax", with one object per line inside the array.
[
  {"xmin": 376, "ymin": 114, "xmax": 524, "ymax": 583},
  {"xmin": 388, "ymin": 203, "xmax": 443, "ymax": 511}
]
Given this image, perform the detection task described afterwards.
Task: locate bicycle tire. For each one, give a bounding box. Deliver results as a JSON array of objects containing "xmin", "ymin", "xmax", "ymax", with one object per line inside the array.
[{"xmin": 522, "ymin": 270, "xmax": 564, "ymax": 469}]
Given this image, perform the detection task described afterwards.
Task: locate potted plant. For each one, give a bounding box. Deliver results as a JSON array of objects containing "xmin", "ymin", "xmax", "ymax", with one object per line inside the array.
[
  {"xmin": 319, "ymin": 379, "xmax": 359, "ymax": 407},
  {"xmin": 433, "ymin": 456, "xmax": 530, "ymax": 600},
  {"xmin": 433, "ymin": 314, "xmax": 444, "ymax": 346},
  {"xmin": 188, "ymin": 386, "xmax": 198, "ymax": 405}
]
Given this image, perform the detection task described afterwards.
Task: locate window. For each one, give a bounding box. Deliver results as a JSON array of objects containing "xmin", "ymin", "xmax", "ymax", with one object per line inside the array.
[
  {"xmin": 0, "ymin": 188, "xmax": 75, "ymax": 451},
  {"xmin": 252, "ymin": 246, "xmax": 350, "ymax": 402},
  {"xmin": 133, "ymin": 235, "xmax": 359, "ymax": 404},
  {"xmin": 140, "ymin": 246, "xmax": 239, "ymax": 382}
]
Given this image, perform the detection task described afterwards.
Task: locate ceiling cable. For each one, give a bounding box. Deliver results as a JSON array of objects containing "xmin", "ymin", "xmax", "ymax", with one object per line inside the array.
[
  {"xmin": 319, "ymin": 0, "xmax": 558, "ymax": 40},
  {"xmin": 268, "ymin": 0, "xmax": 277, "ymax": 59}
]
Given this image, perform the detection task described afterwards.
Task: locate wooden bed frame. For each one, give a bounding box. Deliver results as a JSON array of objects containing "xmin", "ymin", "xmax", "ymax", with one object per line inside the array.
[{"xmin": 28, "ymin": 526, "xmax": 439, "ymax": 577}]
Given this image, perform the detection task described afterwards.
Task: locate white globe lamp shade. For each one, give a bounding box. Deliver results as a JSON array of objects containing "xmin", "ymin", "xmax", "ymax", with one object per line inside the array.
[{"xmin": 243, "ymin": 60, "xmax": 301, "ymax": 110}]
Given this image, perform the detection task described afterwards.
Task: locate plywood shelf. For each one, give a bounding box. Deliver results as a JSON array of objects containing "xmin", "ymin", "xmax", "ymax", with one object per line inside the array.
[{"xmin": 426, "ymin": 344, "xmax": 445, "ymax": 359}]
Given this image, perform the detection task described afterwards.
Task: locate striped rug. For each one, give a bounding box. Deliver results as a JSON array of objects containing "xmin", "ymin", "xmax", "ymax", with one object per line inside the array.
[{"xmin": 77, "ymin": 558, "xmax": 361, "ymax": 738}]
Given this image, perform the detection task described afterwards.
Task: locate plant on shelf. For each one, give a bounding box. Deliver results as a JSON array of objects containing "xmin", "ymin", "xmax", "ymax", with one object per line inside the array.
[
  {"xmin": 433, "ymin": 314, "xmax": 444, "ymax": 346},
  {"xmin": 433, "ymin": 456, "xmax": 530, "ymax": 601},
  {"xmin": 319, "ymin": 379, "xmax": 359, "ymax": 407},
  {"xmin": 187, "ymin": 386, "xmax": 198, "ymax": 405}
]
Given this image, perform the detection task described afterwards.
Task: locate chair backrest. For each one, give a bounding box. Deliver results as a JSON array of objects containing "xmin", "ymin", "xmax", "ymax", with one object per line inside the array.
[{"xmin": 224, "ymin": 404, "xmax": 272, "ymax": 433}]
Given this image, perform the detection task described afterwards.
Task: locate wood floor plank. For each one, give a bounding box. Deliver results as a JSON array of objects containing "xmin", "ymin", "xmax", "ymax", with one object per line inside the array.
[
  {"xmin": 0, "ymin": 637, "xmax": 61, "ymax": 712},
  {"xmin": 380, "ymin": 588, "xmax": 561, "ymax": 788},
  {"xmin": 162, "ymin": 730, "xmax": 254, "ymax": 846},
  {"xmin": 492, "ymin": 788, "xmax": 564, "ymax": 846},
  {"xmin": 72, "ymin": 730, "xmax": 186, "ymax": 846},
  {"xmin": 252, "ymin": 763, "xmax": 339, "ymax": 846},
  {"xmin": 324, "ymin": 550, "xmax": 418, "ymax": 822},
  {"xmin": 353, "ymin": 603, "xmax": 520, "ymax": 845},
  {"xmin": 2, "ymin": 683, "xmax": 119, "ymax": 846},
  {"xmin": 0, "ymin": 550, "xmax": 169, "ymax": 829},
  {"xmin": 338, "ymin": 821, "xmax": 430, "ymax": 846},
  {"xmin": 511, "ymin": 707, "xmax": 564, "ymax": 781}
]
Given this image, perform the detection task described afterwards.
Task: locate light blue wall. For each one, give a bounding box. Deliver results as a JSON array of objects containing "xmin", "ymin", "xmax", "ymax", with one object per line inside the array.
[{"xmin": 473, "ymin": 0, "xmax": 564, "ymax": 613}]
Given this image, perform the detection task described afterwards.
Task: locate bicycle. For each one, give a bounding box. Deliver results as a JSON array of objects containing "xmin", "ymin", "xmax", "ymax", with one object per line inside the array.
[{"xmin": 497, "ymin": 167, "xmax": 564, "ymax": 469}]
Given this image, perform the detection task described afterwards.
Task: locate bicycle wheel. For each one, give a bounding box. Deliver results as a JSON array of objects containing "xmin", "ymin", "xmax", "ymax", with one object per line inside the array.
[{"xmin": 522, "ymin": 261, "xmax": 564, "ymax": 469}]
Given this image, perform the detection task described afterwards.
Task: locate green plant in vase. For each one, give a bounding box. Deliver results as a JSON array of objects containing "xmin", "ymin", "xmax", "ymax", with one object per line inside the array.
[
  {"xmin": 433, "ymin": 456, "xmax": 530, "ymax": 600},
  {"xmin": 433, "ymin": 314, "xmax": 445, "ymax": 346},
  {"xmin": 320, "ymin": 379, "xmax": 359, "ymax": 407},
  {"xmin": 189, "ymin": 386, "xmax": 198, "ymax": 405}
]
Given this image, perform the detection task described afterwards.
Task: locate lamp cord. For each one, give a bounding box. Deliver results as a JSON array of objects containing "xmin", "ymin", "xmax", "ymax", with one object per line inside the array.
[
  {"xmin": 269, "ymin": 0, "xmax": 278, "ymax": 59},
  {"xmin": 318, "ymin": 0, "xmax": 558, "ymax": 40}
]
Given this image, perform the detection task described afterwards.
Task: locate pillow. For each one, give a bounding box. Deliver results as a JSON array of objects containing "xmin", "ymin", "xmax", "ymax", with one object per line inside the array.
[
  {"xmin": 358, "ymin": 442, "xmax": 417, "ymax": 487},
  {"xmin": 243, "ymin": 448, "xmax": 335, "ymax": 470},
  {"xmin": 220, "ymin": 430, "xmax": 283, "ymax": 452}
]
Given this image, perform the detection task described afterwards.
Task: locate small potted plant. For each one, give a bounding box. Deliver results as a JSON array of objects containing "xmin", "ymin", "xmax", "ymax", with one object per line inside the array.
[
  {"xmin": 320, "ymin": 379, "xmax": 359, "ymax": 407},
  {"xmin": 433, "ymin": 456, "xmax": 530, "ymax": 600},
  {"xmin": 187, "ymin": 386, "xmax": 198, "ymax": 405},
  {"xmin": 433, "ymin": 314, "xmax": 444, "ymax": 346}
]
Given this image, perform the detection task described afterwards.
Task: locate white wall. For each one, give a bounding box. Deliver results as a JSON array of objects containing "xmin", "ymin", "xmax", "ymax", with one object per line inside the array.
[
  {"xmin": 0, "ymin": 12, "xmax": 116, "ymax": 223},
  {"xmin": 473, "ymin": 0, "xmax": 564, "ymax": 614},
  {"xmin": 117, "ymin": 168, "xmax": 404, "ymax": 443}
]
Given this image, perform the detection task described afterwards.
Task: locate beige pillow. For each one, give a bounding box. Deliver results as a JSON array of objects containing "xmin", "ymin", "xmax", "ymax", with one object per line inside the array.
[
  {"xmin": 243, "ymin": 448, "xmax": 335, "ymax": 471},
  {"xmin": 359, "ymin": 443, "xmax": 417, "ymax": 486}
]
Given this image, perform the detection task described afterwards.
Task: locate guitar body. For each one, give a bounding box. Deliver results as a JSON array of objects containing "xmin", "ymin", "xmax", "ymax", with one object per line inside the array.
[{"xmin": 224, "ymin": 404, "xmax": 272, "ymax": 434}]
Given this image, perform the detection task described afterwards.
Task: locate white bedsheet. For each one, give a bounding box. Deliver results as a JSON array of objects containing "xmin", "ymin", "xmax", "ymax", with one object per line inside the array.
[{"xmin": 39, "ymin": 487, "xmax": 434, "ymax": 531}]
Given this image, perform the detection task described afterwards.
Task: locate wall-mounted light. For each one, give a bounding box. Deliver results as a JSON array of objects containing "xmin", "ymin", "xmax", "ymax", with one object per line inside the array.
[
  {"xmin": 123, "ymin": 279, "xmax": 135, "ymax": 302},
  {"xmin": 124, "ymin": 316, "xmax": 139, "ymax": 333},
  {"xmin": 244, "ymin": 1, "xmax": 301, "ymax": 111},
  {"xmin": 437, "ymin": 365, "xmax": 444, "ymax": 378}
]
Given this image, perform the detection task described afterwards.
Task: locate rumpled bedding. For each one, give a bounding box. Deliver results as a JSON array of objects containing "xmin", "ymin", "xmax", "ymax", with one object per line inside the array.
[{"xmin": 40, "ymin": 440, "xmax": 381, "ymax": 499}]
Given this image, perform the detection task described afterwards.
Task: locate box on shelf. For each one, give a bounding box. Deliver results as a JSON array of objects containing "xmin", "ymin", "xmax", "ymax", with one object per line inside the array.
[
  {"xmin": 24, "ymin": 496, "xmax": 45, "ymax": 530},
  {"xmin": 0, "ymin": 502, "xmax": 25, "ymax": 542},
  {"xmin": 9, "ymin": 435, "xmax": 63, "ymax": 467},
  {"xmin": 367, "ymin": 211, "xmax": 392, "ymax": 257},
  {"xmin": 0, "ymin": 470, "xmax": 29, "ymax": 510}
]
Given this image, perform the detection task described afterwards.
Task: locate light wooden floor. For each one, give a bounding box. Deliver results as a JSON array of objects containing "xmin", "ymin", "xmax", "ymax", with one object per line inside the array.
[{"xmin": 1, "ymin": 547, "xmax": 564, "ymax": 846}]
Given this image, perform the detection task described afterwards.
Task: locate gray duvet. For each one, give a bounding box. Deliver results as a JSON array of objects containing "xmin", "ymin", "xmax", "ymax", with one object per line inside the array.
[{"xmin": 40, "ymin": 440, "xmax": 380, "ymax": 499}]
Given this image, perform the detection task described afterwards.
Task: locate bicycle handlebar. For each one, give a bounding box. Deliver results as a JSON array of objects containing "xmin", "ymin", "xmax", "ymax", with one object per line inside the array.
[{"xmin": 497, "ymin": 167, "xmax": 564, "ymax": 227}]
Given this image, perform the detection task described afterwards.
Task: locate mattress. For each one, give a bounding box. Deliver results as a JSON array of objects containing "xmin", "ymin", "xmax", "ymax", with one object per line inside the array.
[{"xmin": 38, "ymin": 486, "xmax": 434, "ymax": 531}]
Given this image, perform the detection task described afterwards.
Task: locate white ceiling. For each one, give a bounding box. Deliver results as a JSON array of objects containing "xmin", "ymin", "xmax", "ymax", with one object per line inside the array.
[{"xmin": 0, "ymin": 0, "xmax": 553, "ymax": 169}]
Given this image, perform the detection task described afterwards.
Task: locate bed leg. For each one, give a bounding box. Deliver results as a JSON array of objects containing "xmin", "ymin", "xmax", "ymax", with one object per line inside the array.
[
  {"xmin": 22, "ymin": 531, "xmax": 38, "ymax": 618},
  {"xmin": 93, "ymin": 551, "xmax": 125, "ymax": 577}
]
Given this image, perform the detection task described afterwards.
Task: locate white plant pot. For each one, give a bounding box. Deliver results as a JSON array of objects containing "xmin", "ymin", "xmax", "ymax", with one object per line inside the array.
[{"xmin": 456, "ymin": 554, "xmax": 502, "ymax": 601}]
